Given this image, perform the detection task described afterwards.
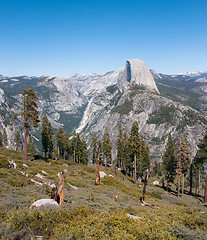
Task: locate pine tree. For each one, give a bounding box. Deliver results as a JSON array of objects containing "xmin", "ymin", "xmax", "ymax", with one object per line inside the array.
[
  {"xmin": 47, "ymin": 120, "xmax": 53, "ymax": 158},
  {"xmin": 27, "ymin": 135, "xmax": 36, "ymax": 156},
  {"xmin": 195, "ymin": 130, "xmax": 207, "ymax": 203},
  {"xmin": 41, "ymin": 114, "xmax": 48, "ymax": 158},
  {"xmin": 116, "ymin": 127, "xmax": 124, "ymax": 168},
  {"xmin": 95, "ymin": 141, "xmax": 101, "ymax": 185},
  {"xmin": 14, "ymin": 130, "xmax": 22, "ymax": 151},
  {"xmin": 91, "ymin": 132, "xmax": 98, "ymax": 165},
  {"xmin": 140, "ymin": 139, "xmax": 150, "ymax": 176},
  {"xmin": 0, "ymin": 131, "xmax": 3, "ymax": 147},
  {"xmin": 62, "ymin": 132, "xmax": 70, "ymax": 160},
  {"xmin": 102, "ymin": 128, "xmax": 112, "ymax": 167},
  {"xmin": 55, "ymin": 127, "xmax": 65, "ymax": 159},
  {"xmin": 175, "ymin": 133, "xmax": 190, "ymax": 197},
  {"xmin": 122, "ymin": 131, "xmax": 130, "ymax": 174},
  {"xmin": 70, "ymin": 131, "xmax": 77, "ymax": 162},
  {"xmin": 3, "ymin": 128, "xmax": 8, "ymax": 146},
  {"xmin": 41, "ymin": 114, "xmax": 53, "ymax": 159},
  {"xmin": 129, "ymin": 121, "xmax": 142, "ymax": 184},
  {"xmin": 79, "ymin": 137, "xmax": 88, "ymax": 165},
  {"xmin": 162, "ymin": 133, "xmax": 177, "ymax": 192},
  {"xmin": 20, "ymin": 88, "xmax": 39, "ymax": 160},
  {"xmin": 154, "ymin": 161, "xmax": 162, "ymax": 177},
  {"xmin": 75, "ymin": 133, "xmax": 82, "ymax": 163}
]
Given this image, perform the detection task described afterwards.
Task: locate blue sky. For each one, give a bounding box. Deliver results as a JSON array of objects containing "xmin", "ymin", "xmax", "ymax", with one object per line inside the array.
[{"xmin": 0, "ymin": 0, "xmax": 206, "ymax": 77}]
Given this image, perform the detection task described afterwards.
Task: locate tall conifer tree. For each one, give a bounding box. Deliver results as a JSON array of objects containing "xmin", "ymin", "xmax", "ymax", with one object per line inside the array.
[
  {"xmin": 116, "ymin": 127, "xmax": 124, "ymax": 168},
  {"xmin": 163, "ymin": 133, "xmax": 177, "ymax": 191},
  {"xmin": 102, "ymin": 128, "xmax": 112, "ymax": 167},
  {"xmin": 0, "ymin": 131, "xmax": 3, "ymax": 147},
  {"xmin": 175, "ymin": 133, "xmax": 190, "ymax": 197},
  {"xmin": 195, "ymin": 131, "xmax": 207, "ymax": 203},
  {"xmin": 129, "ymin": 121, "xmax": 142, "ymax": 184},
  {"xmin": 27, "ymin": 135, "xmax": 36, "ymax": 156},
  {"xmin": 14, "ymin": 130, "xmax": 22, "ymax": 151},
  {"xmin": 21, "ymin": 88, "xmax": 39, "ymax": 160},
  {"xmin": 140, "ymin": 139, "xmax": 150, "ymax": 176},
  {"xmin": 91, "ymin": 132, "xmax": 98, "ymax": 165},
  {"xmin": 55, "ymin": 127, "xmax": 65, "ymax": 159},
  {"xmin": 41, "ymin": 114, "xmax": 53, "ymax": 159},
  {"xmin": 122, "ymin": 131, "xmax": 130, "ymax": 173}
]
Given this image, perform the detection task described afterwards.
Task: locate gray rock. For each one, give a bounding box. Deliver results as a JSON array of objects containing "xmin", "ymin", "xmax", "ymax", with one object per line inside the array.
[
  {"xmin": 30, "ymin": 199, "xmax": 59, "ymax": 208},
  {"xmin": 127, "ymin": 213, "xmax": 142, "ymax": 220}
]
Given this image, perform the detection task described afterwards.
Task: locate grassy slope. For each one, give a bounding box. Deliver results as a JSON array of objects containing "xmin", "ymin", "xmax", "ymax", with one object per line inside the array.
[{"xmin": 0, "ymin": 147, "xmax": 207, "ymax": 239}]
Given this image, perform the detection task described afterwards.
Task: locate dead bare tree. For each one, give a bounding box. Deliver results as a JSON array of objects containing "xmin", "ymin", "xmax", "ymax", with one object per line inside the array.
[
  {"xmin": 51, "ymin": 187, "xmax": 58, "ymax": 202},
  {"xmin": 58, "ymin": 172, "xmax": 65, "ymax": 205}
]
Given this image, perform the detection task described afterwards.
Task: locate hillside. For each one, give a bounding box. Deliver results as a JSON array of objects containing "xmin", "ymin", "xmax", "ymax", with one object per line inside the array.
[{"xmin": 0, "ymin": 148, "xmax": 207, "ymax": 239}]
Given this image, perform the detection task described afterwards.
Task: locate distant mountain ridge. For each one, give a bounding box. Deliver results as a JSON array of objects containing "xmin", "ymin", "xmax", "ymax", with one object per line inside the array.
[{"xmin": 0, "ymin": 59, "xmax": 206, "ymax": 162}]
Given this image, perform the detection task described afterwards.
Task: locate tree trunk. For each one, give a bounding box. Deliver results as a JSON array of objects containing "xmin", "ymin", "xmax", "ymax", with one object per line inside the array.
[
  {"xmin": 151, "ymin": 159, "xmax": 154, "ymax": 177},
  {"xmin": 162, "ymin": 178, "xmax": 165, "ymax": 188},
  {"xmin": 167, "ymin": 179, "xmax": 169, "ymax": 193},
  {"xmin": 198, "ymin": 170, "xmax": 201, "ymax": 195},
  {"xmin": 167, "ymin": 172, "xmax": 170, "ymax": 193},
  {"xmin": 121, "ymin": 159, "xmax": 123, "ymax": 170},
  {"xmin": 118, "ymin": 159, "xmax": 120, "ymax": 168},
  {"xmin": 142, "ymin": 170, "xmax": 149, "ymax": 202},
  {"xmin": 181, "ymin": 174, "xmax": 184, "ymax": 197},
  {"xmin": 95, "ymin": 146, "xmax": 100, "ymax": 185},
  {"xmin": 133, "ymin": 154, "xmax": 137, "ymax": 184},
  {"xmin": 123, "ymin": 164, "xmax": 126, "ymax": 174},
  {"xmin": 51, "ymin": 187, "xmax": 58, "ymax": 202},
  {"xmin": 177, "ymin": 173, "xmax": 180, "ymax": 197},
  {"xmin": 114, "ymin": 166, "xmax": 117, "ymax": 177},
  {"xmin": 204, "ymin": 174, "xmax": 207, "ymax": 203},
  {"xmin": 73, "ymin": 149, "xmax": 75, "ymax": 162},
  {"xmin": 195, "ymin": 173, "xmax": 198, "ymax": 195},
  {"xmin": 24, "ymin": 125, "xmax": 27, "ymax": 161},
  {"xmin": 189, "ymin": 163, "xmax": 193, "ymax": 195},
  {"xmin": 105, "ymin": 157, "xmax": 107, "ymax": 167},
  {"xmin": 58, "ymin": 172, "xmax": 65, "ymax": 205},
  {"xmin": 57, "ymin": 144, "xmax": 60, "ymax": 159}
]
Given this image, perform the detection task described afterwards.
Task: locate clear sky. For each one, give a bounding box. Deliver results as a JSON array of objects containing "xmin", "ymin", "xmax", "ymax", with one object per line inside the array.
[{"xmin": 0, "ymin": 0, "xmax": 207, "ymax": 77}]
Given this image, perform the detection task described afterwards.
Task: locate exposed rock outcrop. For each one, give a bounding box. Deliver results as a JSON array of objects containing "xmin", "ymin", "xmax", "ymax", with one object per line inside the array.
[{"xmin": 30, "ymin": 199, "xmax": 59, "ymax": 208}]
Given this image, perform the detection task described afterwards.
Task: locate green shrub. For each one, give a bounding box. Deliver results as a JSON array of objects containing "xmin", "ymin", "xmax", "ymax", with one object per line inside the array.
[
  {"xmin": 67, "ymin": 176, "xmax": 87, "ymax": 188},
  {"xmin": 149, "ymin": 191, "xmax": 162, "ymax": 199},
  {"xmin": 6, "ymin": 173, "xmax": 33, "ymax": 187},
  {"xmin": 173, "ymin": 201, "xmax": 188, "ymax": 207},
  {"xmin": 1, "ymin": 206, "xmax": 207, "ymax": 240},
  {"xmin": 170, "ymin": 226, "xmax": 207, "ymax": 240},
  {"xmin": 0, "ymin": 155, "xmax": 8, "ymax": 168},
  {"xmin": 82, "ymin": 165, "xmax": 96, "ymax": 173},
  {"xmin": 101, "ymin": 176, "xmax": 141, "ymax": 199}
]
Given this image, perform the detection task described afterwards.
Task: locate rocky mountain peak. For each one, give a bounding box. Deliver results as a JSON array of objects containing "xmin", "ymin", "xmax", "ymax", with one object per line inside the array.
[
  {"xmin": 126, "ymin": 59, "xmax": 159, "ymax": 93},
  {"xmin": 117, "ymin": 59, "xmax": 159, "ymax": 93}
]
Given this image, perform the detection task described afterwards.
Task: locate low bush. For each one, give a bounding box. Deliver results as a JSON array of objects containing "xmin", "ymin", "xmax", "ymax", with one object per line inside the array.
[
  {"xmin": 0, "ymin": 205, "xmax": 206, "ymax": 240},
  {"xmin": 5, "ymin": 172, "xmax": 33, "ymax": 187},
  {"xmin": 101, "ymin": 176, "xmax": 141, "ymax": 199},
  {"xmin": 150, "ymin": 191, "xmax": 162, "ymax": 199},
  {"xmin": 0, "ymin": 155, "xmax": 8, "ymax": 168},
  {"xmin": 82, "ymin": 165, "xmax": 96, "ymax": 173}
]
